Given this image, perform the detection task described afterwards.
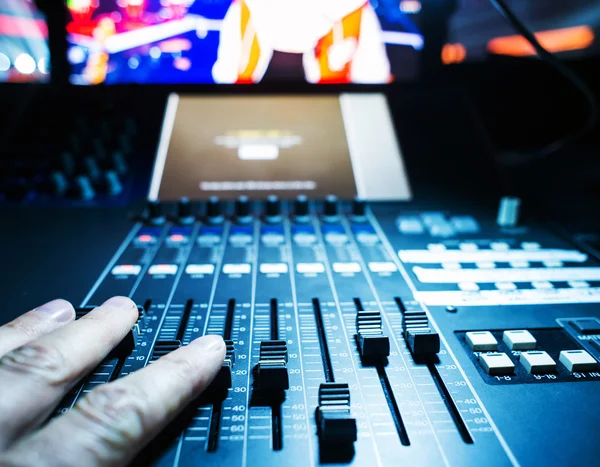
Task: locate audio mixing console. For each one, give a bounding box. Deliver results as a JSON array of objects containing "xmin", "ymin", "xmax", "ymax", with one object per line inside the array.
[{"xmin": 49, "ymin": 195, "xmax": 600, "ymax": 467}]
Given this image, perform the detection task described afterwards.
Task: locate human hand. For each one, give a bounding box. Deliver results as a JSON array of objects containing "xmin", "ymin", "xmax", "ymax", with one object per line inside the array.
[{"xmin": 0, "ymin": 296, "xmax": 225, "ymax": 466}]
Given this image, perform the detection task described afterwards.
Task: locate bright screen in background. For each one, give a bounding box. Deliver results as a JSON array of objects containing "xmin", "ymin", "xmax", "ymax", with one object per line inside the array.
[
  {"xmin": 445, "ymin": 0, "xmax": 599, "ymax": 64},
  {"xmin": 66, "ymin": 0, "xmax": 424, "ymax": 85},
  {"xmin": 0, "ymin": 0, "xmax": 50, "ymax": 82}
]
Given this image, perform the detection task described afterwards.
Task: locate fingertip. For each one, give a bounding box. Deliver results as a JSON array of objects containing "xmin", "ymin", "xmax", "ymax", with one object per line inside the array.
[
  {"xmin": 101, "ymin": 296, "xmax": 139, "ymax": 320},
  {"xmin": 189, "ymin": 335, "xmax": 226, "ymax": 358},
  {"xmin": 34, "ymin": 299, "xmax": 75, "ymax": 323}
]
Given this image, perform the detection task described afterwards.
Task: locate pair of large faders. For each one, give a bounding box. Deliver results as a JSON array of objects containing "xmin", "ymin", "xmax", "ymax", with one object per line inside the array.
[{"xmin": 144, "ymin": 195, "xmax": 368, "ymax": 225}]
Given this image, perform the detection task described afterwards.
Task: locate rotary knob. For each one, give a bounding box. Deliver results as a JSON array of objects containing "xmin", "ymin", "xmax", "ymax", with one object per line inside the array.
[
  {"xmin": 294, "ymin": 195, "xmax": 309, "ymax": 223},
  {"xmin": 235, "ymin": 195, "xmax": 252, "ymax": 224},
  {"xmin": 206, "ymin": 196, "xmax": 224, "ymax": 224},
  {"xmin": 177, "ymin": 197, "xmax": 194, "ymax": 225},
  {"xmin": 265, "ymin": 195, "xmax": 282, "ymax": 223},
  {"xmin": 146, "ymin": 200, "xmax": 165, "ymax": 225},
  {"xmin": 351, "ymin": 198, "xmax": 367, "ymax": 222},
  {"xmin": 323, "ymin": 195, "xmax": 339, "ymax": 221}
]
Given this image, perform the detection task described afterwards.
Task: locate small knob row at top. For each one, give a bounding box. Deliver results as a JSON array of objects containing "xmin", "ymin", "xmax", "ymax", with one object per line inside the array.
[{"xmin": 145, "ymin": 195, "xmax": 368, "ymax": 224}]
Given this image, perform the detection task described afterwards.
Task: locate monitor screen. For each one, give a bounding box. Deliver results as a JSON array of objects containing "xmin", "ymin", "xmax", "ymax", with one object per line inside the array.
[
  {"xmin": 66, "ymin": 0, "xmax": 424, "ymax": 85},
  {"xmin": 0, "ymin": 0, "xmax": 50, "ymax": 83}
]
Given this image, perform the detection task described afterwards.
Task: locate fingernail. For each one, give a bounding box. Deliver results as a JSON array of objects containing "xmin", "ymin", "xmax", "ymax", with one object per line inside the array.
[
  {"xmin": 102, "ymin": 296, "xmax": 136, "ymax": 310},
  {"xmin": 34, "ymin": 299, "xmax": 74, "ymax": 322},
  {"xmin": 192, "ymin": 335, "xmax": 225, "ymax": 353}
]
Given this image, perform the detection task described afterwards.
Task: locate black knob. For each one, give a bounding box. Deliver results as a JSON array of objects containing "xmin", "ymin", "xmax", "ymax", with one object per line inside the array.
[
  {"xmin": 323, "ymin": 195, "xmax": 339, "ymax": 217},
  {"xmin": 74, "ymin": 175, "xmax": 95, "ymax": 201},
  {"xmin": 147, "ymin": 200, "xmax": 165, "ymax": 225},
  {"xmin": 235, "ymin": 195, "xmax": 252, "ymax": 222},
  {"xmin": 206, "ymin": 196, "xmax": 223, "ymax": 224},
  {"xmin": 178, "ymin": 197, "xmax": 194, "ymax": 224},
  {"xmin": 351, "ymin": 198, "xmax": 366, "ymax": 217},
  {"xmin": 265, "ymin": 195, "xmax": 282, "ymax": 222},
  {"xmin": 294, "ymin": 195, "xmax": 309, "ymax": 217}
]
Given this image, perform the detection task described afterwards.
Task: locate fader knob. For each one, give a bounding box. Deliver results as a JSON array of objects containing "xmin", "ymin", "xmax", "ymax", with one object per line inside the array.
[
  {"xmin": 265, "ymin": 195, "xmax": 282, "ymax": 223},
  {"xmin": 235, "ymin": 195, "xmax": 252, "ymax": 223},
  {"xmin": 49, "ymin": 171, "xmax": 68, "ymax": 196},
  {"xmin": 497, "ymin": 196, "xmax": 521, "ymax": 228},
  {"xmin": 146, "ymin": 200, "xmax": 165, "ymax": 225},
  {"xmin": 177, "ymin": 197, "xmax": 194, "ymax": 225},
  {"xmin": 74, "ymin": 175, "xmax": 95, "ymax": 201},
  {"xmin": 323, "ymin": 195, "xmax": 339, "ymax": 220},
  {"xmin": 104, "ymin": 170, "xmax": 123, "ymax": 196},
  {"xmin": 206, "ymin": 196, "xmax": 224, "ymax": 224}
]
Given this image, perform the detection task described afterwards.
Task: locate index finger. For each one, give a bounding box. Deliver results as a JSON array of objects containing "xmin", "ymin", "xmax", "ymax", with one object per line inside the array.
[{"xmin": 3, "ymin": 335, "xmax": 226, "ymax": 467}]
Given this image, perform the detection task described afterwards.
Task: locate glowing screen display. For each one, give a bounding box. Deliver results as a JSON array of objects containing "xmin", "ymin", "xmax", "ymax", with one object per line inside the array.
[{"xmin": 66, "ymin": 0, "xmax": 424, "ymax": 85}]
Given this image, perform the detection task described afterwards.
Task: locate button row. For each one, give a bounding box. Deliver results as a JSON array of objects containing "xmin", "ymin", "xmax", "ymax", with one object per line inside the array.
[
  {"xmin": 466, "ymin": 329, "xmax": 537, "ymax": 352},
  {"xmin": 479, "ymin": 349, "xmax": 598, "ymax": 375},
  {"xmin": 145, "ymin": 195, "xmax": 369, "ymax": 225}
]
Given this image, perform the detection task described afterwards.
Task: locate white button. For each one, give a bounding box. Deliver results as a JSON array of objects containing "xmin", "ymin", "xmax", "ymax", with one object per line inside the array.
[
  {"xmin": 333, "ymin": 262, "xmax": 361, "ymax": 273},
  {"xmin": 148, "ymin": 264, "xmax": 178, "ymax": 275},
  {"xmin": 532, "ymin": 281, "xmax": 553, "ymax": 289},
  {"xmin": 293, "ymin": 233, "xmax": 317, "ymax": 245},
  {"xmin": 491, "ymin": 242, "xmax": 510, "ymax": 251},
  {"xmin": 368, "ymin": 262, "xmax": 397, "ymax": 273},
  {"xmin": 185, "ymin": 264, "xmax": 215, "ymax": 275},
  {"xmin": 543, "ymin": 260, "xmax": 563, "ymax": 268},
  {"xmin": 559, "ymin": 350, "xmax": 598, "ymax": 372},
  {"xmin": 522, "ymin": 242, "xmax": 541, "ymax": 250},
  {"xmin": 197, "ymin": 234, "xmax": 221, "ymax": 246},
  {"xmin": 510, "ymin": 260, "xmax": 529, "ymax": 268},
  {"xmin": 259, "ymin": 263, "xmax": 288, "ymax": 274},
  {"xmin": 356, "ymin": 232, "xmax": 379, "ymax": 245},
  {"xmin": 476, "ymin": 262, "xmax": 496, "ymax": 269},
  {"xmin": 466, "ymin": 331, "xmax": 498, "ymax": 351},
  {"xmin": 297, "ymin": 263, "xmax": 325, "ymax": 274},
  {"xmin": 261, "ymin": 234, "xmax": 285, "ymax": 245},
  {"xmin": 479, "ymin": 353, "xmax": 515, "ymax": 375},
  {"xmin": 496, "ymin": 282, "xmax": 517, "ymax": 290},
  {"xmin": 503, "ymin": 330, "xmax": 537, "ymax": 350},
  {"xmin": 223, "ymin": 263, "xmax": 251, "ymax": 274},
  {"xmin": 460, "ymin": 243, "xmax": 478, "ymax": 251},
  {"xmin": 520, "ymin": 351, "xmax": 556, "ymax": 374},
  {"xmin": 568, "ymin": 281, "xmax": 590, "ymax": 288},
  {"xmin": 111, "ymin": 265, "xmax": 141, "ymax": 276},
  {"xmin": 459, "ymin": 282, "xmax": 479, "ymax": 291},
  {"xmin": 442, "ymin": 262, "xmax": 461, "ymax": 269},
  {"xmin": 324, "ymin": 233, "xmax": 348, "ymax": 245},
  {"xmin": 427, "ymin": 243, "xmax": 446, "ymax": 252},
  {"xmin": 229, "ymin": 234, "xmax": 253, "ymax": 245}
]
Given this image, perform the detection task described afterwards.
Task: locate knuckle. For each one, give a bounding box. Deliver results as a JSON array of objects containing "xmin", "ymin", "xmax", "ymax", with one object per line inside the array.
[
  {"xmin": 74, "ymin": 384, "xmax": 150, "ymax": 449},
  {"xmin": 0, "ymin": 343, "xmax": 69, "ymax": 386}
]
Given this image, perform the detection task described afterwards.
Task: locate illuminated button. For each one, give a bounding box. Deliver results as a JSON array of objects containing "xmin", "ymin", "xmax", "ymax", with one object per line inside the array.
[
  {"xmin": 465, "ymin": 331, "xmax": 498, "ymax": 352},
  {"xmin": 368, "ymin": 262, "xmax": 397, "ymax": 273},
  {"xmin": 458, "ymin": 282, "xmax": 479, "ymax": 291},
  {"xmin": 260, "ymin": 263, "xmax": 288, "ymax": 274},
  {"xmin": 197, "ymin": 234, "xmax": 221, "ymax": 246},
  {"xmin": 502, "ymin": 330, "xmax": 536, "ymax": 350},
  {"xmin": 510, "ymin": 260, "xmax": 529, "ymax": 268},
  {"xmin": 495, "ymin": 282, "xmax": 517, "ymax": 290},
  {"xmin": 522, "ymin": 242, "xmax": 541, "ymax": 250},
  {"xmin": 442, "ymin": 262, "xmax": 461, "ymax": 269},
  {"xmin": 479, "ymin": 353, "xmax": 515, "ymax": 376},
  {"xmin": 559, "ymin": 350, "xmax": 598, "ymax": 372},
  {"xmin": 491, "ymin": 242, "xmax": 510, "ymax": 251},
  {"xmin": 223, "ymin": 263, "xmax": 251, "ymax": 275},
  {"xmin": 450, "ymin": 216, "xmax": 480, "ymax": 234},
  {"xmin": 137, "ymin": 234, "xmax": 154, "ymax": 243},
  {"xmin": 185, "ymin": 264, "xmax": 215, "ymax": 275},
  {"xmin": 476, "ymin": 262, "xmax": 496, "ymax": 269},
  {"xmin": 168, "ymin": 234, "xmax": 186, "ymax": 243},
  {"xmin": 571, "ymin": 318, "xmax": 600, "ymax": 335},
  {"xmin": 293, "ymin": 233, "xmax": 317, "ymax": 245},
  {"xmin": 355, "ymin": 232, "xmax": 379, "ymax": 245},
  {"xmin": 333, "ymin": 262, "xmax": 361, "ymax": 274},
  {"xmin": 261, "ymin": 233, "xmax": 285, "ymax": 245},
  {"xmin": 229, "ymin": 234, "xmax": 253, "ymax": 245},
  {"xmin": 519, "ymin": 351, "xmax": 556, "ymax": 374},
  {"xmin": 460, "ymin": 243, "xmax": 478, "ymax": 251},
  {"xmin": 532, "ymin": 281, "xmax": 553, "ymax": 289},
  {"xmin": 111, "ymin": 265, "xmax": 142, "ymax": 276},
  {"xmin": 148, "ymin": 264, "xmax": 178, "ymax": 275},
  {"xmin": 568, "ymin": 281, "xmax": 590, "ymax": 288},
  {"xmin": 396, "ymin": 216, "xmax": 425, "ymax": 234},
  {"xmin": 543, "ymin": 260, "xmax": 563, "ymax": 268},
  {"xmin": 427, "ymin": 243, "xmax": 446, "ymax": 252},
  {"xmin": 324, "ymin": 232, "xmax": 348, "ymax": 245},
  {"xmin": 297, "ymin": 263, "xmax": 325, "ymax": 274}
]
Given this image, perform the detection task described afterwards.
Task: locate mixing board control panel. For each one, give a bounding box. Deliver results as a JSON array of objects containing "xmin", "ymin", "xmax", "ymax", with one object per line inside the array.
[{"xmin": 53, "ymin": 196, "xmax": 600, "ymax": 466}]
